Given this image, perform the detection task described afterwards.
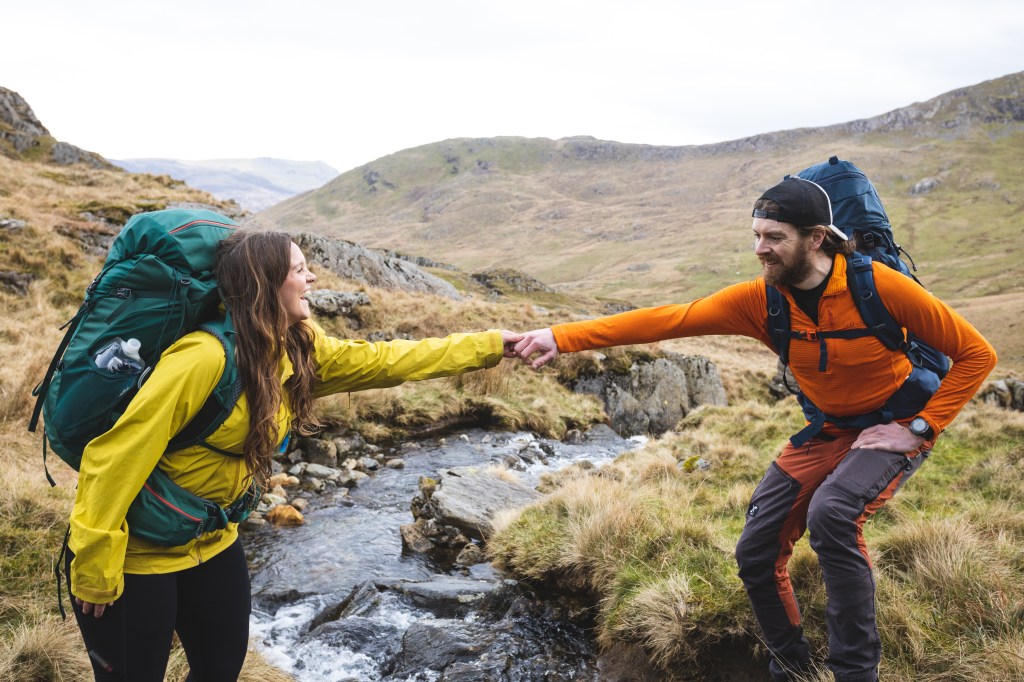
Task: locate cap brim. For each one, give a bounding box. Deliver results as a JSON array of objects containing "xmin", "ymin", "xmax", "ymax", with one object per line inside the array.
[{"xmin": 827, "ymin": 224, "xmax": 849, "ymax": 240}]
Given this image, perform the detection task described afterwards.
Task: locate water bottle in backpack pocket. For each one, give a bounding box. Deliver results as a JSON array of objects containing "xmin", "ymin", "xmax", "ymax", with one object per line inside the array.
[{"xmin": 50, "ymin": 337, "xmax": 148, "ymax": 442}]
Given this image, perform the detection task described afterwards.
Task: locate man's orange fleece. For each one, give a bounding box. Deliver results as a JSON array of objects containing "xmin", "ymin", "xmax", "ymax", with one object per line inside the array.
[{"xmin": 552, "ymin": 255, "xmax": 997, "ymax": 437}]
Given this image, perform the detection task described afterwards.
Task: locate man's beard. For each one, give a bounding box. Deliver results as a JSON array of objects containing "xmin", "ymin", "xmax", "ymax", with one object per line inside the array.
[{"xmin": 761, "ymin": 240, "xmax": 814, "ymax": 288}]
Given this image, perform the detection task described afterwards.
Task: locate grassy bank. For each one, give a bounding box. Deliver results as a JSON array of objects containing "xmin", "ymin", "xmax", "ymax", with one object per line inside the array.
[{"xmin": 488, "ymin": 400, "xmax": 1024, "ymax": 681}]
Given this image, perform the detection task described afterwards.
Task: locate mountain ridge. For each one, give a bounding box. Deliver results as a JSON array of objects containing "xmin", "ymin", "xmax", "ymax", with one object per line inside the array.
[{"xmin": 260, "ymin": 71, "xmax": 1024, "ymax": 308}]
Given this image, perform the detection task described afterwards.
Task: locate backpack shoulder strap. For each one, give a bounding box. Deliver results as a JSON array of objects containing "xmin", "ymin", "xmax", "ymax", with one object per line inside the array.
[
  {"xmin": 765, "ymin": 283, "xmax": 792, "ymax": 364},
  {"xmin": 166, "ymin": 313, "xmax": 244, "ymax": 454},
  {"xmin": 843, "ymin": 253, "xmax": 907, "ymax": 352}
]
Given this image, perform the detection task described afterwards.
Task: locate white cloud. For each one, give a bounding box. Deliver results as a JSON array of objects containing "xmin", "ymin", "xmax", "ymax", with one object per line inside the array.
[{"xmin": 5, "ymin": 0, "xmax": 1023, "ymax": 173}]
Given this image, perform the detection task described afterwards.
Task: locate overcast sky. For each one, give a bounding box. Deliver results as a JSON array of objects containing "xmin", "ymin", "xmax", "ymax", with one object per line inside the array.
[{"xmin": 6, "ymin": 1, "xmax": 1022, "ymax": 174}]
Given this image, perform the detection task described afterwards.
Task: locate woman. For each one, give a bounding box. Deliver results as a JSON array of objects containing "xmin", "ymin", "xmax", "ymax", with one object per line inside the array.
[{"xmin": 66, "ymin": 229, "xmax": 518, "ymax": 680}]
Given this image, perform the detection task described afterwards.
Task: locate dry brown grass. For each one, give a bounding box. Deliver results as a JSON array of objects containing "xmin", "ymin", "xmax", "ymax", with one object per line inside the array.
[{"xmin": 0, "ymin": 616, "xmax": 92, "ymax": 682}]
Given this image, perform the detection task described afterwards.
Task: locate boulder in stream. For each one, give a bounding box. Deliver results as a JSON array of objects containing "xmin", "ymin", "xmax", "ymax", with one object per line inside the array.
[{"xmin": 410, "ymin": 466, "xmax": 543, "ymax": 542}]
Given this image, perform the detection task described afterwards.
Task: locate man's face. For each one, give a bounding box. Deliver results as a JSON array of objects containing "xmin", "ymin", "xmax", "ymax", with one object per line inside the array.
[{"xmin": 752, "ymin": 218, "xmax": 814, "ymax": 287}]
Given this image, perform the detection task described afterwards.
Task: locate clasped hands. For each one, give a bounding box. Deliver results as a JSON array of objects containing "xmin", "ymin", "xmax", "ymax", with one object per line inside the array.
[{"xmin": 500, "ymin": 328, "xmax": 558, "ymax": 369}]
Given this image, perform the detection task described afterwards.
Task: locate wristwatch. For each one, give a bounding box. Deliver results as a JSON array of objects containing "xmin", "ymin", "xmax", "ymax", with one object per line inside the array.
[{"xmin": 907, "ymin": 416, "xmax": 935, "ymax": 440}]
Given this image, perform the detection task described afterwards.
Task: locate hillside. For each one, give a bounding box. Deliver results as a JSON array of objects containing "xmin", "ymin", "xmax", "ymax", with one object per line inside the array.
[
  {"xmin": 259, "ymin": 72, "xmax": 1024, "ymax": 371},
  {"xmin": 112, "ymin": 157, "xmax": 339, "ymax": 211},
  {"xmin": 2, "ymin": 82, "xmax": 1021, "ymax": 682}
]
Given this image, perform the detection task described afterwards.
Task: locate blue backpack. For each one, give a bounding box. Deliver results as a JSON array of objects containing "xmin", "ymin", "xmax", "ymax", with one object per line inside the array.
[{"xmin": 765, "ymin": 157, "xmax": 950, "ymax": 446}]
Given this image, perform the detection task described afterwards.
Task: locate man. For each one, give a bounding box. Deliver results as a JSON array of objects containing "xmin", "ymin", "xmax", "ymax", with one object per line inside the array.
[{"xmin": 512, "ymin": 177, "xmax": 997, "ymax": 682}]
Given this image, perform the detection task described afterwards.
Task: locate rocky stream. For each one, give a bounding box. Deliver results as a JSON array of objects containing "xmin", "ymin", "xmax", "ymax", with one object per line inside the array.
[{"xmin": 244, "ymin": 426, "xmax": 648, "ymax": 681}]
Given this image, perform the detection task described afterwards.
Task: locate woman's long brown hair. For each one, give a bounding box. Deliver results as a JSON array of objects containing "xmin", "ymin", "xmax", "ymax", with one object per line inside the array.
[{"xmin": 214, "ymin": 230, "xmax": 320, "ymax": 487}]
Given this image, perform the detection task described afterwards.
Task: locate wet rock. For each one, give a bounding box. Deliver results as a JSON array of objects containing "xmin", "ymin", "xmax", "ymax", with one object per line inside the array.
[
  {"xmin": 304, "ymin": 463, "xmax": 339, "ymax": 479},
  {"xmin": 333, "ymin": 433, "xmax": 364, "ymax": 457},
  {"xmin": 389, "ymin": 575, "xmax": 508, "ymax": 618},
  {"xmin": 455, "ymin": 543, "xmax": 486, "ymax": 566},
  {"xmin": 309, "ymin": 581, "xmax": 385, "ymax": 630},
  {"xmin": 262, "ymin": 492, "xmax": 288, "ymax": 506},
  {"xmin": 307, "ymin": 616, "xmax": 402, "ymax": 663},
  {"xmin": 400, "ymin": 517, "xmax": 470, "ymax": 553},
  {"xmin": 268, "ymin": 473, "xmax": 300, "ymax": 489},
  {"xmin": 265, "ymin": 504, "xmax": 304, "ymax": 526},
  {"xmin": 240, "ymin": 512, "xmax": 266, "ymax": 529},
  {"xmin": 421, "ymin": 467, "xmax": 543, "ymax": 541},
  {"xmin": 303, "ymin": 438, "xmax": 338, "ymax": 467},
  {"xmin": 392, "ymin": 620, "xmax": 493, "ymax": 676},
  {"xmin": 399, "ymin": 518, "xmax": 438, "ymax": 553},
  {"xmin": 303, "ymin": 477, "xmax": 325, "ymax": 494}
]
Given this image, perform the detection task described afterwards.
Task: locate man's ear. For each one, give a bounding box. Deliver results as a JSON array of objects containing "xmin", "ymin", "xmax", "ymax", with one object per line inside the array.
[{"xmin": 809, "ymin": 227, "xmax": 828, "ymax": 251}]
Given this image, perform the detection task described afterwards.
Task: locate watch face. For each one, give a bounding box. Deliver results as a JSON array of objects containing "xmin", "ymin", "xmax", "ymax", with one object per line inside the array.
[{"xmin": 910, "ymin": 417, "xmax": 928, "ymax": 435}]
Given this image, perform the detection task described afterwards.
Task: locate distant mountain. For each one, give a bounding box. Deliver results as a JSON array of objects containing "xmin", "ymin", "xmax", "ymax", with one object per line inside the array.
[
  {"xmin": 259, "ymin": 71, "xmax": 1024, "ymax": 308},
  {"xmin": 112, "ymin": 157, "xmax": 339, "ymax": 211}
]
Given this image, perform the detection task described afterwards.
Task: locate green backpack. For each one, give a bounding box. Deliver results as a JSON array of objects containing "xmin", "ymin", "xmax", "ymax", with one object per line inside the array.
[{"xmin": 29, "ymin": 208, "xmax": 259, "ymax": 547}]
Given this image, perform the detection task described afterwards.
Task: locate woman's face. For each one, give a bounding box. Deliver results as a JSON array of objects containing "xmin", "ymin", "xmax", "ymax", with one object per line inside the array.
[{"xmin": 279, "ymin": 242, "xmax": 316, "ymax": 326}]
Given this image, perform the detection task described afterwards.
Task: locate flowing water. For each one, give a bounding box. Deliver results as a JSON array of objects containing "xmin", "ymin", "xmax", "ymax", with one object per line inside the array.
[{"xmin": 246, "ymin": 426, "xmax": 643, "ymax": 681}]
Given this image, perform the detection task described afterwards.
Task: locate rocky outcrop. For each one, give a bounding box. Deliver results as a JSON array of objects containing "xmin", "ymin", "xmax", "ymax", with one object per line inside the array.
[
  {"xmin": 0, "ymin": 270, "xmax": 34, "ymax": 295},
  {"xmin": 0, "ymin": 87, "xmax": 48, "ymax": 152},
  {"xmin": 564, "ymin": 348, "xmax": 728, "ymax": 436},
  {"xmin": 305, "ymin": 289, "xmax": 370, "ymax": 327},
  {"xmin": 293, "ymin": 231, "xmax": 462, "ymax": 300},
  {"xmin": 978, "ymin": 378, "xmax": 1024, "ymax": 411},
  {"xmin": 471, "ymin": 268, "xmax": 555, "ymax": 295},
  {"xmin": 0, "ymin": 86, "xmax": 109, "ymax": 168}
]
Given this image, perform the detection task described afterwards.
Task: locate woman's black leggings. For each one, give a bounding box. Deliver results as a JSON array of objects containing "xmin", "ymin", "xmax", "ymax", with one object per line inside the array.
[{"xmin": 66, "ymin": 539, "xmax": 251, "ymax": 681}]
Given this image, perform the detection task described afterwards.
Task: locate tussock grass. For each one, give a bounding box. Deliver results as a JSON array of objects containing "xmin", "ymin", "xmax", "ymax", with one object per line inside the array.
[
  {"xmin": 0, "ymin": 617, "xmax": 92, "ymax": 682},
  {"xmin": 489, "ymin": 400, "xmax": 1024, "ymax": 680}
]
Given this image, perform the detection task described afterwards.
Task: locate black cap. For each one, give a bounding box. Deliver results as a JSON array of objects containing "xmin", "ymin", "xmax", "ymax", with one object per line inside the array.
[{"xmin": 752, "ymin": 177, "xmax": 848, "ymax": 240}]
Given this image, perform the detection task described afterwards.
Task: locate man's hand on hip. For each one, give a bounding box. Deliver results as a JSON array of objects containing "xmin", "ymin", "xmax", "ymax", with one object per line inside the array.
[{"xmin": 851, "ymin": 422, "xmax": 925, "ymax": 454}]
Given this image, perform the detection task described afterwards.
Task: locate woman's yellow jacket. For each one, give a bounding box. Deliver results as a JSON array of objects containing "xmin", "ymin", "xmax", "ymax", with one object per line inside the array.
[{"xmin": 68, "ymin": 321, "xmax": 503, "ymax": 604}]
